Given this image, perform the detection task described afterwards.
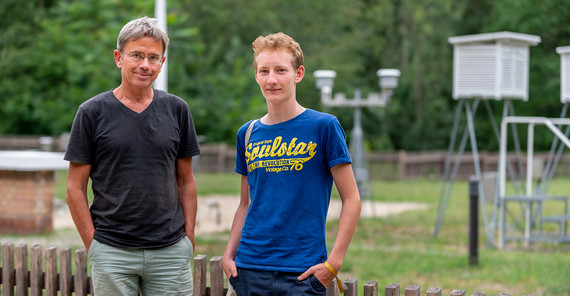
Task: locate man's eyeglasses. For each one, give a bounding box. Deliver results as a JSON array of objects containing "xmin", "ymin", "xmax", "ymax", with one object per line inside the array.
[{"xmin": 123, "ymin": 52, "xmax": 163, "ymax": 64}]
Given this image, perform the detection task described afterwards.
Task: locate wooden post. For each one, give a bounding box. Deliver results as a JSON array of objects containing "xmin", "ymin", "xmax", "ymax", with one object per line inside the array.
[
  {"xmin": 45, "ymin": 246, "xmax": 57, "ymax": 296},
  {"xmin": 16, "ymin": 243, "xmax": 28, "ymax": 296},
  {"xmin": 218, "ymin": 143, "xmax": 227, "ymax": 172},
  {"xmin": 75, "ymin": 249, "xmax": 89, "ymax": 296},
  {"xmin": 209, "ymin": 256, "xmax": 224, "ymax": 296},
  {"xmin": 479, "ymin": 151, "xmax": 488, "ymax": 173},
  {"xmin": 30, "ymin": 245, "xmax": 43, "ymax": 296},
  {"xmin": 426, "ymin": 287, "xmax": 442, "ymax": 296},
  {"xmin": 363, "ymin": 281, "xmax": 378, "ymax": 296},
  {"xmin": 405, "ymin": 284, "xmax": 420, "ymax": 296},
  {"xmin": 2, "ymin": 242, "xmax": 15, "ymax": 296},
  {"xmin": 471, "ymin": 292, "xmax": 486, "ymax": 296},
  {"xmin": 450, "ymin": 289, "xmax": 466, "ymax": 296},
  {"xmin": 60, "ymin": 247, "xmax": 72, "ymax": 296},
  {"xmin": 326, "ymin": 281, "xmax": 339, "ymax": 296},
  {"xmin": 345, "ymin": 278, "xmax": 358, "ymax": 296},
  {"xmin": 398, "ymin": 150, "xmax": 407, "ymax": 180},
  {"xmin": 385, "ymin": 282, "xmax": 400, "ymax": 296},
  {"xmin": 193, "ymin": 254, "xmax": 207, "ymax": 296}
]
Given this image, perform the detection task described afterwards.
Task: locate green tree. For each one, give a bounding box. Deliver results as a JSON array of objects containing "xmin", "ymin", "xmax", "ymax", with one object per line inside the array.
[
  {"xmin": 2, "ymin": 0, "xmax": 569, "ymax": 153},
  {"xmin": 481, "ymin": 0, "xmax": 570, "ymax": 150},
  {"xmin": 0, "ymin": 0, "xmax": 152, "ymax": 134},
  {"xmin": 167, "ymin": 0, "xmax": 364, "ymax": 143}
]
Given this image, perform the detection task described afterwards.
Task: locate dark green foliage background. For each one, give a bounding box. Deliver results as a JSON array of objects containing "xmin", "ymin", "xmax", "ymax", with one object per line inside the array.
[{"xmin": 2, "ymin": 0, "xmax": 569, "ymax": 151}]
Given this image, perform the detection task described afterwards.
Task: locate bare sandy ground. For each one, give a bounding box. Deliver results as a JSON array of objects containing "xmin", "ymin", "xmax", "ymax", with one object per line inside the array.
[
  {"xmin": 2, "ymin": 196, "xmax": 428, "ymax": 248},
  {"xmin": 54, "ymin": 195, "xmax": 429, "ymax": 234}
]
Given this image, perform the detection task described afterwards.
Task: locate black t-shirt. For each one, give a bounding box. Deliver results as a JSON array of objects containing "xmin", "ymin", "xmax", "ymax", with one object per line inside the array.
[{"xmin": 64, "ymin": 89, "xmax": 200, "ymax": 249}]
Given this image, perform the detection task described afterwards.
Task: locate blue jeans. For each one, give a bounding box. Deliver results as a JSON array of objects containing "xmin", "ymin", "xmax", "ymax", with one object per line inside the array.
[
  {"xmin": 229, "ymin": 267, "xmax": 327, "ymax": 296},
  {"xmin": 89, "ymin": 237, "xmax": 194, "ymax": 296}
]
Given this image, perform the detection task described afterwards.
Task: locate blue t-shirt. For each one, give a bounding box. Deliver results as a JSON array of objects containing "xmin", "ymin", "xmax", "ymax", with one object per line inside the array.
[{"xmin": 234, "ymin": 109, "xmax": 351, "ymax": 272}]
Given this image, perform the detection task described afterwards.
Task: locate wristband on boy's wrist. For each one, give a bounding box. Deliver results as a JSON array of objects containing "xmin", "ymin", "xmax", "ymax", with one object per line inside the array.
[{"xmin": 323, "ymin": 261, "xmax": 344, "ymax": 293}]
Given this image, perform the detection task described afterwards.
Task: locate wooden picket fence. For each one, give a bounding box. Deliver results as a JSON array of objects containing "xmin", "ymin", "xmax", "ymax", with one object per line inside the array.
[
  {"xmin": 1, "ymin": 242, "xmax": 512, "ymax": 296},
  {"xmin": 4, "ymin": 134, "xmax": 570, "ymax": 181}
]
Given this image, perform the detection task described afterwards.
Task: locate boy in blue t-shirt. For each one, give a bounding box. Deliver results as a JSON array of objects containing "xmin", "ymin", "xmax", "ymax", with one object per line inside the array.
[{"xmin": 222, "ymin": 32, "xmax": 361, "ymax": 295}]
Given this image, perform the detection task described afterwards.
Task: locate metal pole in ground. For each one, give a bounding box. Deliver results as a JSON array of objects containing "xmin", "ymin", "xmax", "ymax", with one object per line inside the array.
[{"xmin": 469, "ymin": 175, "xmax": 479, "ymax": 266}]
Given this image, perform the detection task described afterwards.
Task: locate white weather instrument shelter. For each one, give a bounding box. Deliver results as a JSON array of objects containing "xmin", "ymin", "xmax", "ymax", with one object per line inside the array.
[
  {"xmin": 434, "ymin": 31, "xmax": 541, "ymax": 246},
  {"xmin": 556, "ymin": 46, "xmax": 570, "ymax": 104},
  {"xmin": 449, "ymin": 31, "xmax": 541, "ymax": 101}
]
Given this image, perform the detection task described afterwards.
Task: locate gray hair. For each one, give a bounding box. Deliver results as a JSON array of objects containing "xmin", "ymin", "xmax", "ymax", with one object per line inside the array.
[{"xmin": 117, "ymin": 16, "xmax": 169, "ymax": 54}]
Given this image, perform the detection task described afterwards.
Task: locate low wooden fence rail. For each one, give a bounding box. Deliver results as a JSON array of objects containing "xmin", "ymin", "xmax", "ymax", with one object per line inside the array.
[
  {"xmin": 4, "ymin": 135, "xmax": 570, "ymax": 180},
  {"xmin": 1, "ymin": 242, "xmax": 512, "ymax": 296}
]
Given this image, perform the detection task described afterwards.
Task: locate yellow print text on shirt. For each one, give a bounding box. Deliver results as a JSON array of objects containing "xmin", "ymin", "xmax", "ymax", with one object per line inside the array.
[{"xmin": 246, "ymin": 136, "xmax": 317, "ymax": 173}]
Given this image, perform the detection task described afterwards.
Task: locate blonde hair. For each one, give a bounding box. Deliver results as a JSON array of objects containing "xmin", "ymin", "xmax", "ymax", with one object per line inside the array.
[{"xmin": 252, "ymin": 32, "xmax": 304, "ymax": 69}]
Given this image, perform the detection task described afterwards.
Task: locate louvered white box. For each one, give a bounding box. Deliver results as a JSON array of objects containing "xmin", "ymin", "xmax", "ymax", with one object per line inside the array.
[
  {"xmin": 556, "ymin": 46, "xmax": 570, "ymax": 103},
  {"xmin": 449, "ymin": 31, "xmax": 541, "ymax": 101}
]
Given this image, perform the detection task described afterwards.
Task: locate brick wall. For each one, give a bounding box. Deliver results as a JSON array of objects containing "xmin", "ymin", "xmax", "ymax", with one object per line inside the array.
[{"xmin": 0, "ymin": 170, "xmax": 55, "ymax": 234}]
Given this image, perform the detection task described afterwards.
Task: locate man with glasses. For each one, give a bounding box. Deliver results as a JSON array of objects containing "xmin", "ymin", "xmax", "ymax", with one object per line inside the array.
[{"xmin": 65, "ymin": 16, "xmax": 200, "ymax": 295}]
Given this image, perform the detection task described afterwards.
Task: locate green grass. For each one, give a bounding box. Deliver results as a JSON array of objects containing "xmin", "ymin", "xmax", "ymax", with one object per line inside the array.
[
  {"xmin": 54, "ymin": 170, "xmax": 242, "ymax": 202},
  {"xmin": 339, "ymin": 177, "xmax": 570, "ymax": 295},
  {"xmin": 12, "ymin": 172, "xmax": 570, "ymax": 295}
]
